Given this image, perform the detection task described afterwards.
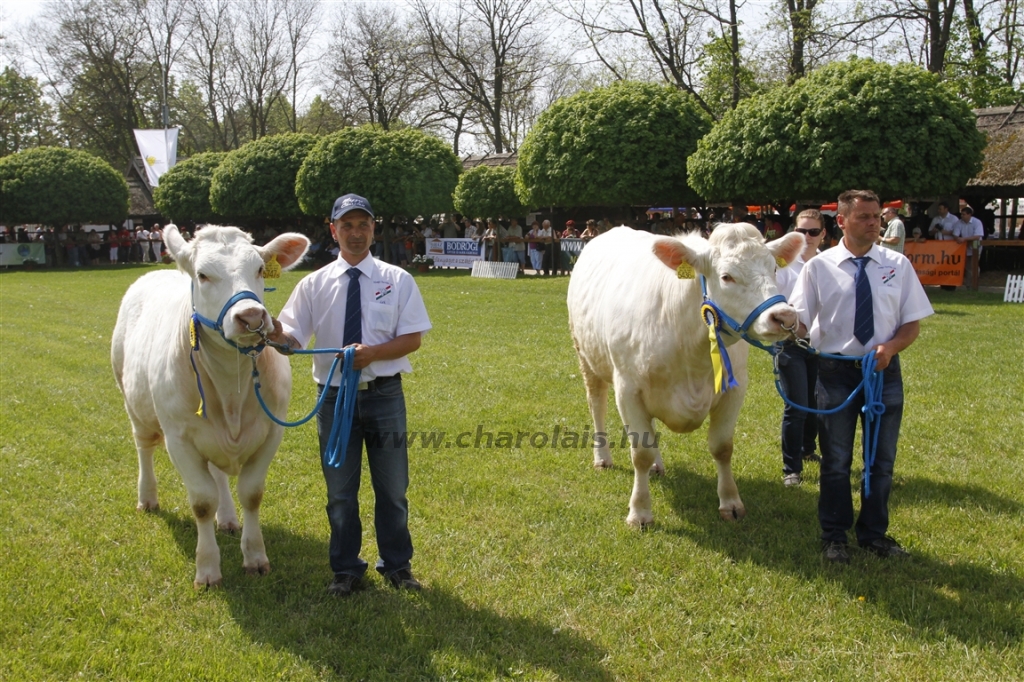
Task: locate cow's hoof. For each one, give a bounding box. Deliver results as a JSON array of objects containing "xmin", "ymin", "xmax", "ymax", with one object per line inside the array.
[
  {"xmin": 217, "ymin": 520, "xmax": 241, "ymax": 534},
  {"xmin": 649, "ymin": 462, "xmax": 665, "ymax": 476},
  {"xmin": 244, "ymin": 560, "xmax": 271, "ymax": 576},
  {"xmin": 193, "ymin": 574, "xmax": 223, "ymax": 589},
  {"xmin": 593, "ymin": 459, "xmax": 613, "ymax": 470},
  {"xmin": 718, "ymin": 505, "xmax": 747, "ymax": 521},
  {"xmin": 137, "ymin": 500, "xmax": 159, "ymax": 512},
  {"xmin": 626, "ymin": 510, "xmax": 654, "ymax": 529}
]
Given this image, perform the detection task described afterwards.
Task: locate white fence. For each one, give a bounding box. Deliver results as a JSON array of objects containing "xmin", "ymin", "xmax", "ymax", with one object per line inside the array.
[
  {"xmin": 471, "ymin": 261, "xmax": 519, "ymax": 279},
  {"xmin": 1005, "ymin": 274, "xmax": 1024, "ymax": 303}
]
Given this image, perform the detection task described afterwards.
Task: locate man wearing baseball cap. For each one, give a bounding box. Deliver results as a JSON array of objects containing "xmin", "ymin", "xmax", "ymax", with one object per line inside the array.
[{"xmin": 269, "ymin": 193, "xmax": 432, "ymax": 595}]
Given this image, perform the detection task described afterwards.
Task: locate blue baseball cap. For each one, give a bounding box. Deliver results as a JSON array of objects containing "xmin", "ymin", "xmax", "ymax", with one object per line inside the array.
[{"xmin": 331, "ymin": 194, "xmax": 375, "ymax": 221}]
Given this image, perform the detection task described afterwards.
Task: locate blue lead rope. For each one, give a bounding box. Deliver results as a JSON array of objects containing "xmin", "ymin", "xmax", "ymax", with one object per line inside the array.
[
  {"xmin": 252, "ymin": 346, "xmax": 360, "ymax": 469},
  {"xmin": 771, "ymin": 345, "xmax": 885, "ymax": 497}
]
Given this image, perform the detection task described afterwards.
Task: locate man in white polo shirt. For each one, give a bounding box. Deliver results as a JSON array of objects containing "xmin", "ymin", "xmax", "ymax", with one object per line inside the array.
[
  {"xmin": 953, "ymin": 205, "xmax": 985, "ymax": 288},
  {"xmin": 791, "ymin": 189, "xmax": 933, "ymax": 565},
  {"xmin": 269, "ymin": 193, "xmax": 432, "ymax": 596}
]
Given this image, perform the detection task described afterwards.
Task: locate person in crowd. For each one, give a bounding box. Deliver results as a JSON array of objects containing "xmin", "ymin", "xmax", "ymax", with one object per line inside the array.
[
  {"xmin": 86, "ymin": 229, "xmax": 103, "ymax": 265},
  {"xmin": 268, "ymin": 194, "xmax": 431, "ymax": 596},
  {"xmin": 909, "ymin": 227, "xmax": 925, "ymax": 243},
  {"xmin": 879, "ymin": 207, "xmax": 906, "ymax": 254},
  {"xmin": 580, "ymin": 220, "xmax": 599, "ymax": 242},
  {"xmin": 481, "ymin": 218, "xmax": 500, "ymax": 261},
  {"xmin": 775, "ymin": 210, "xmax": 826, "ymax": 487},
  {"xmin": 463, "ymin": 218, "xmax": 478, "ymax": 241},
  {"xmin": 527, "ymin": 221, "xmax": 544, "ymax": 273},
  {"xmin": 561, "ymin": 220, "xmax": 579, "ymax": 239},
  {"xmin": 538, "ymin": 220, "xmax": 555, "ymax": 275},
  {"xmin": 954, "ymin": 205, "xmax": 985, "ymax": 287},
  {"xmin": 391, "ymin": 221, "xmax": 409, "ymax": 267},
  {"xmin": 790, "ymin": 189, "xmax": 933, "ymax": 564},
  {"xmin": 442, "ymin": 214, "xmax": 459, "ymax": 239},
  {"xmin": 928, "ymin": 202, "xmax": 958, "ymax": 240},
  {"xmin": 150, "ymin": 224, "xmax": 163, "ymax": 262},
  {"xmin": 502, "ymin": 217, "xmax": 526, "ymax": 272}
]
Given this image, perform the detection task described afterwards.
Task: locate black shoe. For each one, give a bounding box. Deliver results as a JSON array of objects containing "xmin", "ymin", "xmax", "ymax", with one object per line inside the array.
[
  {"xmin": 386, "ymin": 568, "xmax": 422, "ymax": 591},
  {"xmin": 327, "ymin": 573, "xmax": 363, "ymax": 596},
  {"xmin": 861, "ymin": 536, "xmax": 909, "ymax": 559},
  {"xmin": 822, "ymin": 541, "xmax": 850, "ymax": 564},
  {"xmin": 802, "ymin": 451, "xmax": 821, "ymax": 463}
]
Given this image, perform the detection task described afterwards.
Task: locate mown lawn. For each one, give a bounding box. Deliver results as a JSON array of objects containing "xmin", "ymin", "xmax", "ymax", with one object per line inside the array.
[{"xmin": 1, "ymin": 264, "xmax": 1022, "ymax": 681}]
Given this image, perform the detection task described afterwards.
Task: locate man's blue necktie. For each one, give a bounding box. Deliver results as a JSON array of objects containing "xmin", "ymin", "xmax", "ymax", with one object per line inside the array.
[
  {"xmin": 853, "ymin": 256, "xmax": 874, "ymax": 345},
  {"xmin": 343, "ymin": 268, "xmax": 362, "ymax": 346}
]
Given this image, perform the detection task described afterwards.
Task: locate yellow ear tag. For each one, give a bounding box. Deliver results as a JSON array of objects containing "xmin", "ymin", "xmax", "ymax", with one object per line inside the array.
[
  {"xmin": 676, "ymin": 263, "xmax": 696, "ymax": 279},
  {"xmin": 775, "ymin": 256, "xmax": 788, "ymax": 269},
  {"xmin": 264, "ymin": 254, "xmax": 282, "ymax": 279}
]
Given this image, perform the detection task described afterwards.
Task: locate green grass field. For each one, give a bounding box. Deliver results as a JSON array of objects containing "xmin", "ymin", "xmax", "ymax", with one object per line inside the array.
[{"xmin": 2, "ymin": 265, "xmax": 1022, "ymax": 681}]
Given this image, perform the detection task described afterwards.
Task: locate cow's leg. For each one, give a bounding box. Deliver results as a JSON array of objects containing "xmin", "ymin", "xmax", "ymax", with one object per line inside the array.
[
  {"xmin": 235, "ymin": 442, "xmax": 276, "ymax": 576},
  {"xmin": 615, "ymin": 382, "xmax": 659, "ymax": 528},
  {"xmin": 132, "ymin": 428, "xmax": 161, "ymax": 511},
  {"xmin": 708, "ymin": 388, "xmax": 747, "ymax": 521},
  {"xmin": 580, "ymin": 361, "xmax": 613, "ymax": 468},
  {"xmin": 208, "ymin": 462, "xmax": 240, "ymax": 533},
  {"xmin": 166, "ymin": 441, "xmax": 222, "ymax": 588}
]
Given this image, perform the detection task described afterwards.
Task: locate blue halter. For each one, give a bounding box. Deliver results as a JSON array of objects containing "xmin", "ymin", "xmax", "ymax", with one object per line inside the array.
[
  {"xmin": 698, "ymin": 274, "xmax": 788, "ymax": 351},
  {"xmin": 191, "ymin": 286, "xmax": 267, "ymax": 355}
]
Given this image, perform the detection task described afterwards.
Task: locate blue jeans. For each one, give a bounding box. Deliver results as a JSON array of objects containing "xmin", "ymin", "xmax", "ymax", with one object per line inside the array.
[
  {"xmin": 816, "ymin": 355, "xmax": 904, "ymax": 546},
  {"xmin": 317, "ymin": 376, "xmax": 412, "ymax": 578},
  {"xmin": 778, "ymin": 342, "xmax": 818, "ymax": 474}
]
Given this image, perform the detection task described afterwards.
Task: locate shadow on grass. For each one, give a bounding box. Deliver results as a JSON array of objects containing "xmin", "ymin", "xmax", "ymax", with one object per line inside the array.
[
  {"xmin": 658, "ymin": 467, "xmax": 1024, "ymax": 648},
  {"xmin": 157, "ymin": 511, "xmax": 611, "ymax": 681}
]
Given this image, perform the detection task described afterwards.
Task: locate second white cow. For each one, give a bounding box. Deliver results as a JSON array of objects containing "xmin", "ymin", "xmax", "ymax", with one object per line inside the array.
[
  {"xmin": 567, "ymin": 224, "xmax": 804, "ymax": 526},
  {"xmin": 112, "ymin": 224, "xmax": 309, "ymax": 587}
]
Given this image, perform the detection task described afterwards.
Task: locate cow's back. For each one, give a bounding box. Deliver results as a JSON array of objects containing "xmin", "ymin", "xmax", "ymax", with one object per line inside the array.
[{"xmin": 568, "ymin": 227, "xmax": 705, "ymax": 383}]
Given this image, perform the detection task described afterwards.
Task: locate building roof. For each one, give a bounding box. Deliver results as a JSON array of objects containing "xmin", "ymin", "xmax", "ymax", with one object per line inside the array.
[
  {"xmin": 462, "ymin": 152, "xmax": 517, "ymax": 170},
  {"xmin": 125, "ymin": 157, "xmax": 161, "ymax": 218},
  {"xmin": 966, "ymin": 104, "xmax": 1024, "ymax": 196}
]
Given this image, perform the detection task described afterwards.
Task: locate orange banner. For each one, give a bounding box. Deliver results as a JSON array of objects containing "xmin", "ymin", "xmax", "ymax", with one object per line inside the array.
[{"xmin": 903, "ymin": 241, "xmax": 966, "ymax": 286}]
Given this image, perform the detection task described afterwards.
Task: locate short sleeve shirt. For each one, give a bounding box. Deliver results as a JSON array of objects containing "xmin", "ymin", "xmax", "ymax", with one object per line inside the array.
[
  {"xmin": 278, "ymin": 254, "xmax": 432, "ymax": 385},
  {"xmin": 790, "ymin": 241, "xmax": 933, "ymax": 355},
  {"xmin": 881, "ymin": 218, "xmax": 906, "ymax": 253}
]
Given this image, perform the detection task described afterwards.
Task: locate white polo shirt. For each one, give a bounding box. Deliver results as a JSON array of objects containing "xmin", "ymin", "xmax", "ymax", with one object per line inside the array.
[
  {"xmin": 278, "ymin": 253, "xmax": 432, "ymax": 385},
  {"xmin": 790, "ymin": 241, "xmax": 933, "ymax": 356},
  {"xmin": 953, "ymin": 217, "xmax": 984, "ymax": 255},
  {"xmin": 929, "ymin": 213, "xmax": 957, "ymax": 240}
]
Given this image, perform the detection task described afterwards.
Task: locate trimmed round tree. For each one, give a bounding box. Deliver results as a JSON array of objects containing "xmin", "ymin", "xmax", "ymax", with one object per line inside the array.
[
  {"xmin": 0, "ymin": 147, "xmax": 128, "ymax": 227},
  {"xmin": 453, "ymin": 165, "xmax": 524, "ymax": 219},
  {"xmin": 515, "ymin": 81, "xmax": 712, "ymax": 208},
  {"xmin": 209, "ymin": 133, "xmax": 317, "ymax": 223},
  {"xmin": 688, "ymin": 58, "xmax": 987, "ymax": 203},
  {"xmin": 152, "ymin": 152, "xmax": 226, "ymax": 224},
  {"xmin": 296, "ymin": 127, "xmax": 461, "ymax": 219}
]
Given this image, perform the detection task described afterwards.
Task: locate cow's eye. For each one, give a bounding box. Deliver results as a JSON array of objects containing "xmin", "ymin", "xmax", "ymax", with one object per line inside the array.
[
  {"xmin": 198, "ymin": 273, "xmax": 209, "ymax": 282},
  {"xmin": 721, "ymin": 274, "xmax": 735, "ymax": 283},
  {"xmin": 258, "ymin": 266, "xmax": 264, "ymax": 279}
]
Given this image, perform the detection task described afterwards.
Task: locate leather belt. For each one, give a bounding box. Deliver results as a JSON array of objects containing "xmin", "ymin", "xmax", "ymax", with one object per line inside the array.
[{"xmin": 357, "ymin": 374, "xmax": 400, "ymax": 391}]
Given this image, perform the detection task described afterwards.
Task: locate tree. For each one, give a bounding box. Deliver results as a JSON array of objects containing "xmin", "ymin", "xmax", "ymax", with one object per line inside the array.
[
  {"xmin": 414, "ymin": 0, "xmax": 545, "ymax": 153},
  {"xmin": 296, "ymin": 127, "xmax": 461, "ymax": 259},
  {"xmin": 0, "ymin": 66, "xmax": 59, "ymax": 156},
  {"xmin": 209, "ymin": 132, "xmax": 316, "ymax": 224},
  {"xmin": 152, "ymin": 151, "xmax": 226, "ymax": 223},
  {"xmin": 453, "ymin": 165, "xmax": 524, "ymax": 218},
  {"xmin": 326, "ymin": 4, "xmax": 426, "ymax": 131},
  {"xmin": 515, "ymin": 81, "xmax": 712, "ymax": 208},
  {"xmin": 232, "ymin": 0, "xmax": 289, "ymax": 140},
  {"xmin": 0, "ymin": 147, "xmax": 129, "ymax": 227},
  {"xmin": 687, "ymin": 58, "xmax": 987, "ymax": 203}
]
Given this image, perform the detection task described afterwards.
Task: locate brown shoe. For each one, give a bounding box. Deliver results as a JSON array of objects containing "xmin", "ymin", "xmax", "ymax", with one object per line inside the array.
[
  {"xmin": 327, "ymin": 573, "xmax": 363, "ymax": 596},
  {"xmin": 386, "ymin": 568, "xmax": 422, "ymax": 591}
]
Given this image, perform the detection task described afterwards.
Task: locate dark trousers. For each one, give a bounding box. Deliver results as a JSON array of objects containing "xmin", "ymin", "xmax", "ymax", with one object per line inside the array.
[
  {"xmin": 316, "ymin": 376, "xmax": 412, "ymax": 578},
  {"xmin": 778, "ymin": 342, "xmax": 818, "ymax": 474},
  {"xmin": 816, "ymin": 355, "xmax": 904, "ymax": 546}
]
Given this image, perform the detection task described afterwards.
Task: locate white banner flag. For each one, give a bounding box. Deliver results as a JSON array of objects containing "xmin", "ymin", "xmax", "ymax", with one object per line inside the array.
[{"xmin": 133, "ymin": 128, "xmax": 179, "ymax": 187}]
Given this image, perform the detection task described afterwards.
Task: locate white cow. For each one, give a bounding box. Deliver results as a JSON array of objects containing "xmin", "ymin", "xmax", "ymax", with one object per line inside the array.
[
  {"xmin": 567, "ymin": 224, "xmax": 804, "ymax": 527},
  {"xmin": 111, "ymin": 225, "xmax": 309, "ymax": 587}
]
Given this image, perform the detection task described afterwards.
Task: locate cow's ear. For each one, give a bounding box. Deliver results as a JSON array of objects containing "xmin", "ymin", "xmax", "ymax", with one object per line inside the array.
[
  {"xmin": 164, "ymin": 224, "xmax": 193, "ymax": 273},
  {"xmin": 767, "ymin": 232, "xmax": 805, "ymax": 268},
  {"xmin": 652, "ymin": 237, "xmax": 703, "ymax": 279},
  {"xmin": 259, "ymin": 233, "xmax": 311, "ymax": 271}
]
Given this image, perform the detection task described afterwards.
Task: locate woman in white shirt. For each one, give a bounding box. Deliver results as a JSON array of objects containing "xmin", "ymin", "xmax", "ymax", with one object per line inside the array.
[{"xmin": 776, "ymin": 209, "xmax": 825, "ymax": 487}]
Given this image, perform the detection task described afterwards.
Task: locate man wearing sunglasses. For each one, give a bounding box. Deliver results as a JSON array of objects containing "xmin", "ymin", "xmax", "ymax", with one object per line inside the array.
[{"xmin": 879, "ymin": 207, "xmax": 906, "ymax": 254}]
